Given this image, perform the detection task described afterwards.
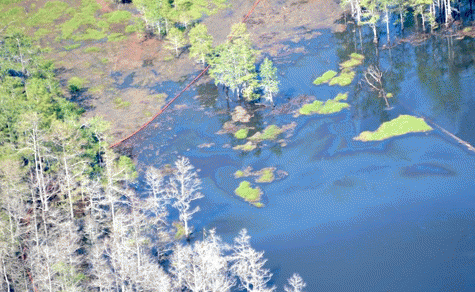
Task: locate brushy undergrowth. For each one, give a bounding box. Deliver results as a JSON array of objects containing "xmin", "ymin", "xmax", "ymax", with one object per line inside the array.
[{"xmin": 354, "ymin": 115, "xmax": 433, "ymax": 141}]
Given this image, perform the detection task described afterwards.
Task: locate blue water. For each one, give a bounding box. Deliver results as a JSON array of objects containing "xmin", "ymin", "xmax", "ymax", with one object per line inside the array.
[{"xmin": 128, "ymin": 29, "xmax": 475, "ymax": 291}]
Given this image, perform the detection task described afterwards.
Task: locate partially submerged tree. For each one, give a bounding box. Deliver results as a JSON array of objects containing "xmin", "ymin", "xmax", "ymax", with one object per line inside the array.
[
  {"xmin": 165, "ymin": 27, "xmax": 187, "ymax": 57},
  {"xmin": 259, "ymin": 57, "xmax": 279, "ymax": 104}
]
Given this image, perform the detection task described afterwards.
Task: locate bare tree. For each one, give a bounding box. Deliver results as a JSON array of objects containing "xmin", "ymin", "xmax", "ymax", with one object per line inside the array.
[
  {"xmin": 363, "ymin": 65, "xmax": 391, "ymax": 108},
  {"xmin": 170, "ymin": 228, "xmax": 235, "ymax": 292},
  {"xmin": 231, "ymin": 229, "xmax": 276, "ymax": 292},
  {"xmin": 168, "ymin": 157, "xmax": 204, "ymax": 239},
  {"xmin": 284, "ymin": 273, "xmax": 307, "ymax": 292}
]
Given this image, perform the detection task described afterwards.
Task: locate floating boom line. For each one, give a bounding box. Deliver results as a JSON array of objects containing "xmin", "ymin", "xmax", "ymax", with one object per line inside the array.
[{"xmin": 110, "ymin": 0, "xmax": 263, "ymax": 148}]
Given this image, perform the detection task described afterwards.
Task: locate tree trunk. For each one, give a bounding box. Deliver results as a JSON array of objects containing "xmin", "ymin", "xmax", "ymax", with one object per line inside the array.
[{"xmin": 385, "ymin": 6, "xmax": 390, "ymax": 44}]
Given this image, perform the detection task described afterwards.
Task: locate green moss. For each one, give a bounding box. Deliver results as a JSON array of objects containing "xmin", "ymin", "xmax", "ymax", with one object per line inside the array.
[
  {"xmin": 103, "ymin": 10, "xmax": 131, "ymax": 23},
  {"xmin": 83, "ymin": 46, "xmax": 100, "ymax": 53},
  {"xmin": 27, "ymin": 1, "xmax": 69, "ymax": 26},
  {"xmin": 318, "ymin": 100, "xmax": 350, "ymax": 114},
  {"xmin": 63, "ymin": 43, "xmax": 80, "ymax": 50},
  {"xmin": 234, "ymin": 170, "xmax": 245, "ymax": 178},
  {"xmin": 125, "ymin": 24, "xmax": 136, "ymax": 33},
  {"xmin": 340, "ymin": 53, "xmax": 365, "ymax": 69},
  {"xmin": 249, "ymin": 125, "xmax": 283, "ymax": 141},
  {"xmin": 113, "ymin": 97, "xmax": 131, "ymax": 109},
  {"xmin": 313, "ymin": 70, "xmax": 337, "ymax": 85},
  {"xmin": 256, "ymin": 168, "xmax": 274, "ymax": 183},
  {"xmin": 329, "ymin": 70, "xmax": 355, "ymax": 86},
  {"xmin": 233, "ymin": 141, "xmax": 256, "ymax": 151},
  {"xmin": 386, "ymin": 92, "xmax": 393, "ymax": 98},
  {"xmin": 234, "ymin": 128, "xmax": 249, "ymax": 139},
  {"xmin": 354, "ymin": 115, "xmax": 433, "ymax": 142},
  {"xmin": 75, "ymin": 28, "xmax": 107, "ymax": 41},
  {"xmin": 299, "ymin": 100, "xmax": 323, "ymax": 115},
  {"xmin": 68, "ymin": 77, "xmax": 86, "ymax": 92},
  {"xmin": 253, "ymin": 202, "xmax": 264, "ymax": 208},
  {"xmin": 235, "ymin": 181, "xmax": 261, "ymax": 202},
  {"xmin": 334, "ymin": 92, "xmax": 348, "ymax": 101},
  {"xmin": 108, "ymin": 33, "xmax": 127, "ymax": 42}
]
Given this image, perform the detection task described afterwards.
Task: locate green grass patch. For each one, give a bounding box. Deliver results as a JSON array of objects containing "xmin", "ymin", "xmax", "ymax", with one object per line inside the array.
[
  {"xmin": 233, "ymin": 141, "xmax": 256, "ymax": 151},
  {"xmin": 108, "ymin": 33, "xmax": 127, "ymax": 42},
  {"xmin": 334, "ymin": 92, "xmax": 348, "ymax": 101},
  {"xmin": 125, "ymin": 24, "xmax": 136, "ymax": 33},
  {"xmin": 249, "ymin": 125, "xmax": 283, "ymax": 141},
  {"xmin": 340, "ymin": 53, "xmax": 365, "ymax": 69},
  {"xmin": 113, "ymin": 97, "xmax": 131, "ymax": 109},
  {"xmin": 253, "ymin": 202, "xmax": 264, "ymax": 208},
  {"xmin": 329, "ymin": 70, "xmax": 355, "ymax": 86},
  {"xmin": 318, "ymin": 100, "xmax": 350, "ymax": 114},
  {"xmin": 103, "ymin": 10, "xmax": 131, "ymax": 24},
  {"xmin": 63, "ymin": 43, "xmax": 81, "ymax": 50},
  {"xmin": 313, "ymin": 70, "xmax": 337, "ymax": 85},
  {"xmin": 83, "ymin": 46, "xmax": 100, "ymax": 53},
  {"xmin": 299, "ymin": 100, "xmax": 323, "ymax": 115},
  {"xmin": 256, "ymin": 168, "xmax": 274, "ymax": 183},
  {"xmin": 101, "ymin": 58, "xmax": 109, "ymax": 64},
  {"xmin": 0, "ymin": 7, "xmax": 26, "ymax": 28},
  {"xmin": 27, "ymin": 1, "xmax": 69, "ymax": 27},
  {"xmin": 34, "ymin": 28, "xmax": 51, "ymax": 38},
  {"xmin": 354, "ymin": 115, "xmax": 433, "ymax": 142},
  {"xmin": 234, "ymin": 128, "xmax": 249, "ymax": 139},
  {"xmin": 60, "ymin": 0, "xmax": 100, "ymax": 39},
  {"xmin": 235, "ymin": 181, "xmax": 261, "ymax": 202},
  {"xmin": 68, "ymin": 77, "xmax": 86, "ymax": 92},
  {"xmin": 97, "ymin": 20, "xmax": 110, "ymax": 31},
  {"xmin": 74, "ymin": 29, "xmax": 107, "ymax": 41}
]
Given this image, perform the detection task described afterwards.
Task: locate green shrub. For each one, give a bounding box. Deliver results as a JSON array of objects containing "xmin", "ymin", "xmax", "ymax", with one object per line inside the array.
[{"xmin": 68, "ymin": 77, "xmax": 85, "ymax": 92}]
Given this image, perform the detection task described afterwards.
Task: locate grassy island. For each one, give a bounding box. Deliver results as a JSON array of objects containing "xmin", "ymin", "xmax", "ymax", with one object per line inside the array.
[
  {"xmin": 234, "ymin": 128, "xmax": 249, "ymax": 139},
  {"xmin": 233, "ymin": 141, "xmax": 256, "ymax": 151},
  {"xmin": 255, "ymin": 168, "xmax": 275, "ymax": 183},
  {"xmin": 313, "ymin": 70, "xmax": 338, "ymax": 85},
  {"xmin": 235, "ymin": 181, "xmax": 262, "ymax": 203},
  {"xmin": 354, "ymin": 115, "xmax": 433, "ymax": 141}
]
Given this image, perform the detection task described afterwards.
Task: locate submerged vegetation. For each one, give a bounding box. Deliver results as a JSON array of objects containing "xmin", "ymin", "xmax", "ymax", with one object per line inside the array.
[
  {"xmin": 354, "ymin": 115, "xmax": 433, "ymax": 141},
  {"xmin": 299, "ymin": 93, "xmax": 350, "ymax": 115}
]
